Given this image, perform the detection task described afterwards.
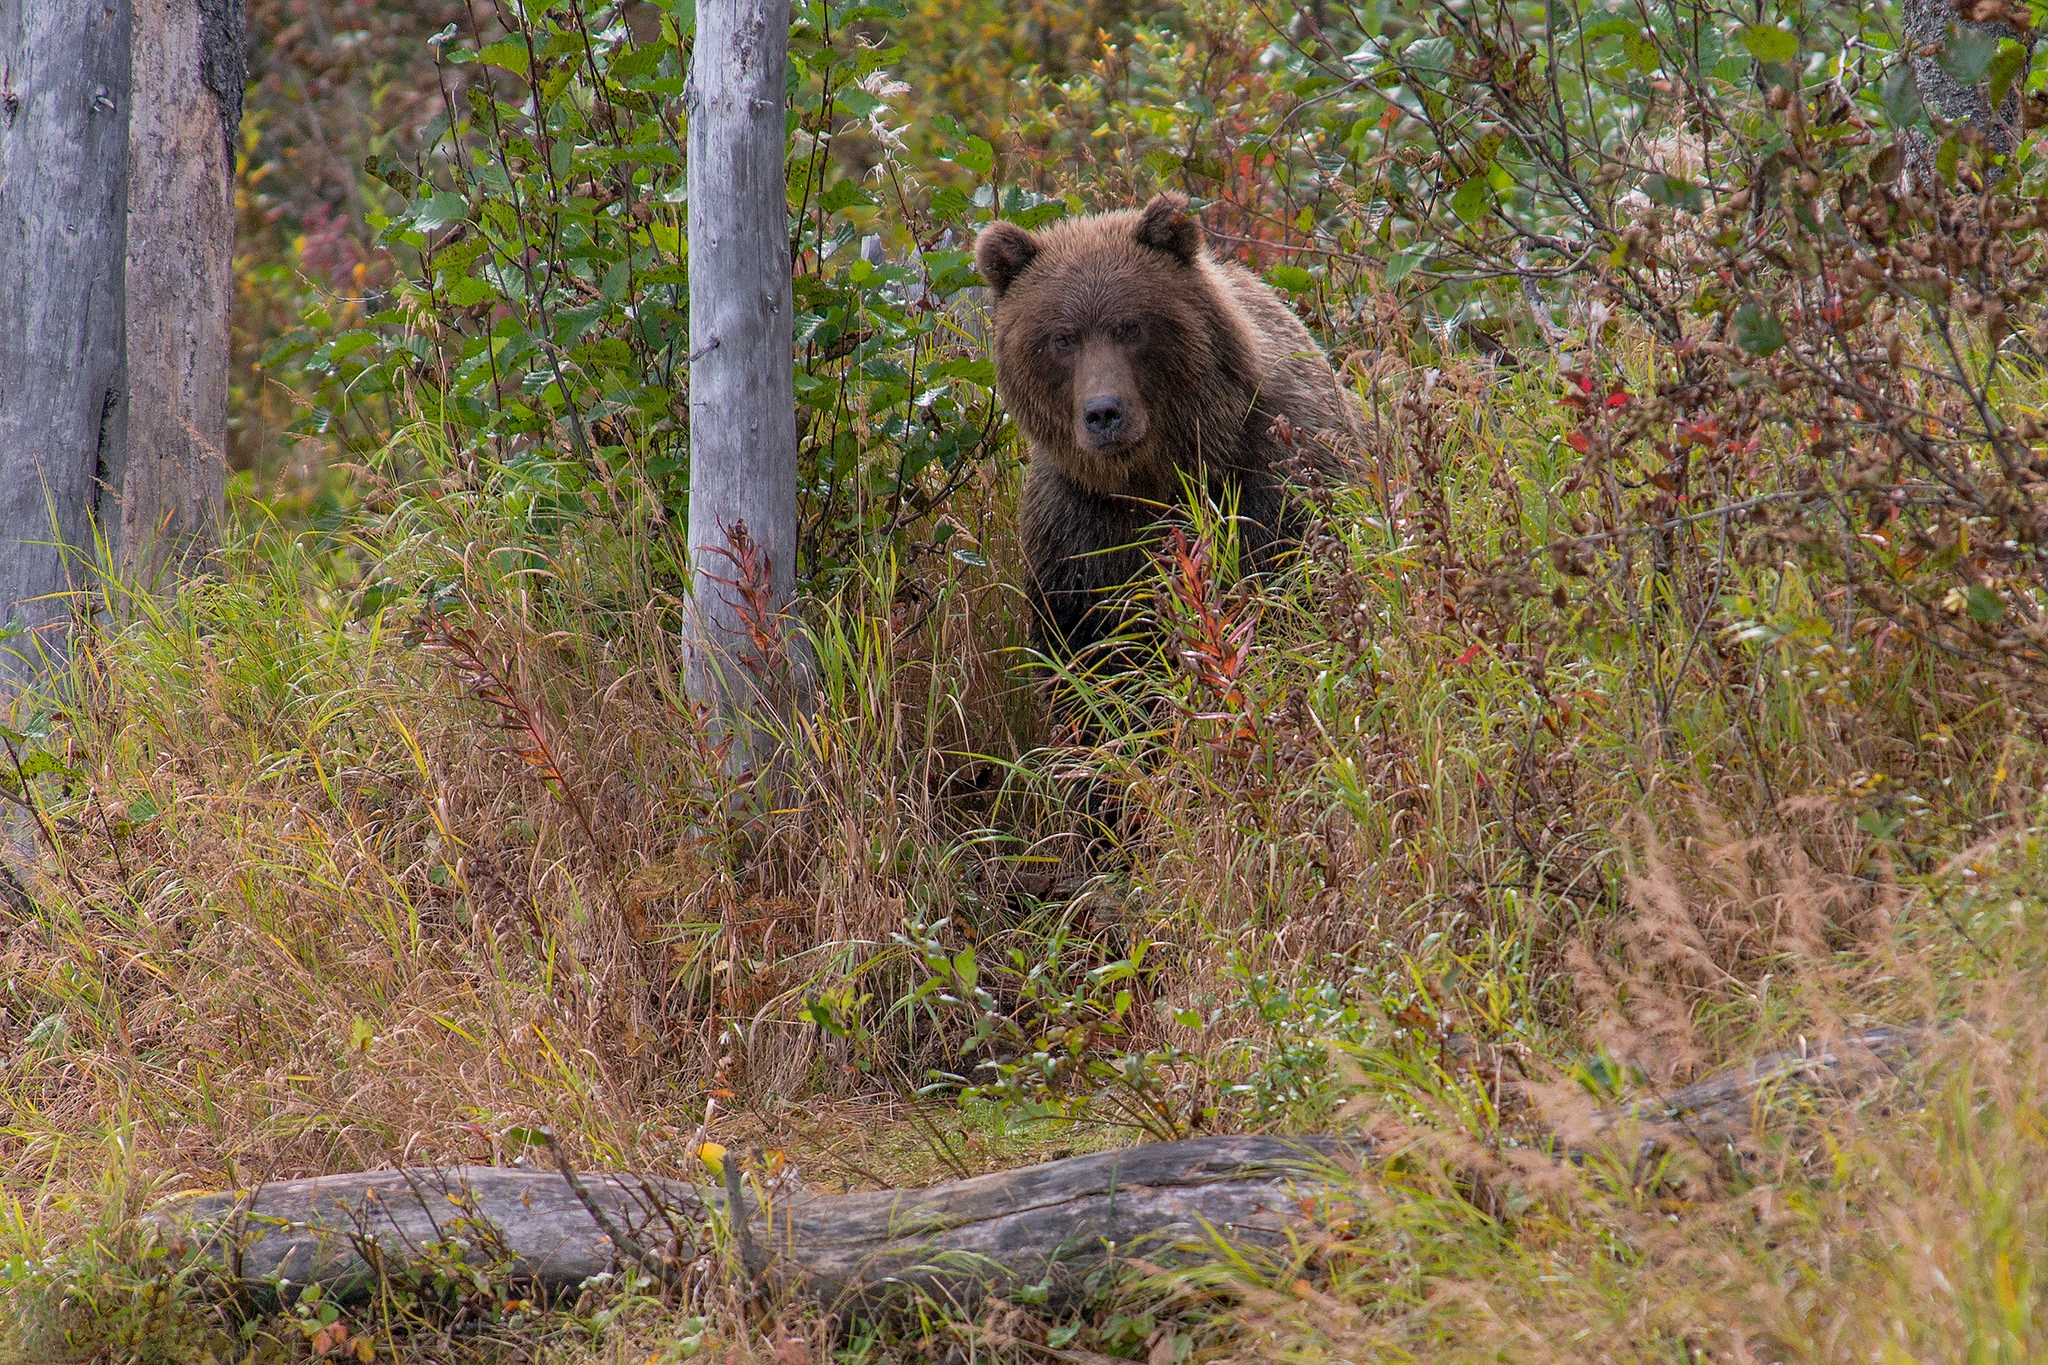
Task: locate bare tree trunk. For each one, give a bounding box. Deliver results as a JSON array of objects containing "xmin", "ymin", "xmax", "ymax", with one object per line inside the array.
[
  {"xmin": 1902, "ymin": 0, "xmax": 2036, "ymax": 160},
  {"xmin": 118, "ymin": 0, "xmax": 242, "ymax": 581},
  {"xmin": 0, "ymin": 1, "xmax": 131, "ymax": 693},
  {"xmin": 1892, "ymin": 0, "xmax": 2039, "ymax": 197},
  {"xmin": 682, "ymin": 0, "xmax": 799, "ymax": 754}
]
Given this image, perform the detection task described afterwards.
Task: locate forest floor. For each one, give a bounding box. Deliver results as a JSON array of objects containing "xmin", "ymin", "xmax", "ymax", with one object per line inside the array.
[{"xmin": 1, "ymin": 334, "xmax": 2045, "ymax": 1363}]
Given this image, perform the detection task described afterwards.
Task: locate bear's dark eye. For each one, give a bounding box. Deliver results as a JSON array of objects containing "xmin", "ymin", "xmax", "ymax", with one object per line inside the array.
[
  {"xmin": 1049, "ymin": 330, "xmax": 1079, "ymax": 354},
  {"xmin": 1111, "ymin": 320, "xmax": 1142, "ymax": 345}
]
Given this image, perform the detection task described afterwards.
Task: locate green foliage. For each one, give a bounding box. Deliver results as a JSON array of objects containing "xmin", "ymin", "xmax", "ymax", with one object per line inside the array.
[{"xmin": 263, "ymin": 0, "xmax": 1029, "ymax": 588}]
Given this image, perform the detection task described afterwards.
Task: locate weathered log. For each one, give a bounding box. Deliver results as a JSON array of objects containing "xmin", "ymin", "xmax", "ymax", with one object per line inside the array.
[
  {"xmin": 1618, "ymin": 1023, "xmax": 1931, "ymax": 1141},
  {"xmin": 153, "ymin": 1136, "xmax": 1363, "ymax": 1310},
  {"xmin": 150, "ymin": 1026, "xmax": 1939, "ymax": 1309}
]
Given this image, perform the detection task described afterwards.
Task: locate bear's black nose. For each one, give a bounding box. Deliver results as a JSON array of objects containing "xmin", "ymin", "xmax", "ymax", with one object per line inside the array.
[{"xmin": 1082, "ymin": 396, "xmax": 1124, "ymax": 437}]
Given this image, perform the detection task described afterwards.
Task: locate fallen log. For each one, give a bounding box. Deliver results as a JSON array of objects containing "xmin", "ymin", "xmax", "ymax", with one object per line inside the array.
[
  {"xmin": 153, "ymin": 1135, "xmax": 1364, "ymax": 1310},
  {"xmin": 149, "ymin": 1024, "xmax": 1939, "ymax": 1309},
  {"xmin": 1618, "ymin": 1023, "xmax": 1931, "ymax": 1139}
]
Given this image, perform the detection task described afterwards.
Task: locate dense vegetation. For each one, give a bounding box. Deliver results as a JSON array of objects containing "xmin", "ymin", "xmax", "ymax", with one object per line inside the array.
[{"xmin": 5, "ymin": 0, "xmax": 2048, "ymax": 1359}]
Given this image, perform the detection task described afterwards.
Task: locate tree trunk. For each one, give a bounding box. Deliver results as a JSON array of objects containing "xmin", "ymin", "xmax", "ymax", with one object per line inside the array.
[
  {"xmin": 150, "ymin": 1027, "xmax": 1932, "ymax": 1310},
  {"xmin": 682, "ymin": 0, "xmax": 799, "ymax": 753},
  {"xmin": 1903, "ymin": 0, "xmax": 2036, "ymax": 158},
  {"xmin": 118, "ymin": 0, "xmax": 242, "ymax": 580},
  {"xmin": 0, "ymin": 0, "xmax": 131, "ymax": 693}
]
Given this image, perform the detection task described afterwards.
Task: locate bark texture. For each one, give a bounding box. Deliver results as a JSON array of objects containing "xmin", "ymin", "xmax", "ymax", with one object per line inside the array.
[
  {"xmin": 1612, "ymin": 1024, "xmax": 1929, "ymax": 1140},
  {"xmin": 1904, "ymin": 0, "xmax": 2036, "ymax": 157},
  {"xmin": 120, "ymin": 0, "xmax": 242, "ymax": 577},
  {"xmin": 0, "ymin": 1, "xmax": 131, "ymax": 691},
  {"xmin": 682, "ymin": 0, "xmax": 800, "ymax": 743},
  {"xmin": 150, "ymin": 1027, "xmax": 1937, "ymax": 1310},
  {"xmin": 154, "ymin": 1136, "xmax": 1356, "ymax": 1310}
]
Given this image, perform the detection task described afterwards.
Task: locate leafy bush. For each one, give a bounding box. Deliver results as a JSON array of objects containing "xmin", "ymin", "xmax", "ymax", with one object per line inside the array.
[{"xmin": 263, "ymin": 0, "xmax": 1036, "ymax": 589}]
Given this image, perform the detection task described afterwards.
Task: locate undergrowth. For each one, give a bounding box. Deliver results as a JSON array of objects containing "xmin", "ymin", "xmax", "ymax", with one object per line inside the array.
[
  {"xmin": 6, "ymin": 326, "xmax": 2045, "ymax": 1361},
  {"xmin": 10, "ymin": 0, "xmax": 2048, "ymax": 1359}
]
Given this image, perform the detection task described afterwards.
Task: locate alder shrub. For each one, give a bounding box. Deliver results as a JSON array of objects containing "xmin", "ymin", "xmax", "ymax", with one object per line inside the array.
[
  {"xmin": 1372, "ymin": 1, "xmax": 2048, "ymax": 691},
  {"xmin": 263, "ymin": 0, "xmax": 1042, "ymax": 593}
]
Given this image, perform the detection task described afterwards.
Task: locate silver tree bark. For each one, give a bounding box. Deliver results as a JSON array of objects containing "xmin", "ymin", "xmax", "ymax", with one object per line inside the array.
[
  {"xmin": 683, "ymin": 0, "xmax": 798, "ymax": 746},
  {"xmin": 0, "ymin": 1, "xmax": 131, "ymax": 693},
  {"xmin": 1903, "ymin": 0, "xmax": 2037, "ymax": 160},
  {"xmin": 118, "ymin": 0, "xmax": 242, "ymax": 578}
]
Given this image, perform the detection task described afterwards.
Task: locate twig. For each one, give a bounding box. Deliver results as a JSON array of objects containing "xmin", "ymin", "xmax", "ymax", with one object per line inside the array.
[
  {"xmin": 539, "ymin": 1128, "xmax": 685, "ymax": 1291},
  {"xmin": 0, "ymin": 738, "xmax": 101, "ymax": 913},
  {"xmin": 722, "ymin": 1155, "xmax": 768, "ymax": 1286}
]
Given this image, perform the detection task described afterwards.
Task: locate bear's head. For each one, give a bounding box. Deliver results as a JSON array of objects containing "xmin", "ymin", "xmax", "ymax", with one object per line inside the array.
[{"xmin": 976, "ymin": 194, "xmax": 1256, "ymax": 498}]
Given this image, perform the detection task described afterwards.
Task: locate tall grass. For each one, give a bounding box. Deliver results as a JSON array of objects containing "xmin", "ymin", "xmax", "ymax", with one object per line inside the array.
[{"xmin": 2, "ymin": 312, "xmax": 2041, "ymax": 1360}]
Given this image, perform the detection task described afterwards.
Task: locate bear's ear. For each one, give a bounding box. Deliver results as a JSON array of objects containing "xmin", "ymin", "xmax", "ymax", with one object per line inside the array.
[
  {"xmin": 1134, "ymin": 192, "xmax": 1201, "ymax": 265},
  {"xmin": 976, "ymin": 221, "xmax": 1041, "ymax": 298}
]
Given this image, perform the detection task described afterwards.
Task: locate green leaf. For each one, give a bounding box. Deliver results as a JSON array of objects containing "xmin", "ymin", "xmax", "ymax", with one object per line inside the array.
[
  {"xmin": 14, "ymin": 751, "xmax": 74, "ymax": 780},
  {"xmin": 361, "ymin": 153, "xmax": 417, "ymax": 195},
  {"xmin": 608, "ymin": 42, "xmax": 666, "ymax": 82},
  {"xmin": 646, "ymin": 221, "xmax": 684, "ymax": 257},
  {"xmin": 1736, "ymin": 24, "xmax": 1799, "ymax": 64},
  {"xmin": 953, "ymin": 135, "xmax": 995, "ymax": 177},
  {"xmin": 478, "ymin": 40, "xmax": 531, "ymax": 76},
  {"xmin": 817, "ymin": 179, "xmax": 876, "ymax": 213},
  {"xmin": 1936, "ymin": 24, "xmax": 2000, "ymax": 85},
  {"xmin": 1450, "ymin": 175, "xmax": 1491, "ymax": 223},
  {"xmin": 413, "ymin": 192, "xmax": 470, "ymax": 232},
  {"xmin": 1404, "ymin": 35, "xmax": 1455, "ymax": 75},
  {"xmin": 1174, "ymin": 1009, "xmax": 1203, "ymax": 1028},
  {"xmin": 1268, "ymin": 264, "xmax": 1314, "ymax": 294},
  {"xmin": 1966, "ymin": 583, "xmax": 2007, "ymax": 622},
  {"xmin": 1643, "ymin": 174, "xmax": 1705, "ymax": 212},
  {"xmin": 1384, "ymin": 244, "xmax": 1431, "ymax": 285},
  {"xmin": 1937, "ymin": 131, "xmax": 1963, "ymax": 186},
  {"xmin": 1881, "ymin": 62, "xmax": 1924, "ymax": 127},
  {"xmin": 1732, "ymin": 302, "xmax": 1785, "ymax": 356},
  {"xmin": 1988, "ymin": 37, "xmax": 2028, "ymax": 110}
]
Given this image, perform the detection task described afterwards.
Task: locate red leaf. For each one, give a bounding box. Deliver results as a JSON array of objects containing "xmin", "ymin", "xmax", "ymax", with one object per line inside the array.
[
  {"xmin": 1455, "ymin": 643, "xmax": 1484, "ymax": 667},
  {"xmin": 1605, "ymin": 391, "xmax": 1630, "ymax": 409},
  {"xmin": 1674, "ymin": 418, "xmax": 1720, "ymax": 448},
  {"xmin": 1565, "ymin": 430, "xmax": 1592, "ymax": 453}
]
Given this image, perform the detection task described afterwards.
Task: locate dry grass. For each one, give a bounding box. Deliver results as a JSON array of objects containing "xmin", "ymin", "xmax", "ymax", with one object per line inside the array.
[{"xmin": 2, "ymin": 332, "xmax": 2045, "ymax": 1362}]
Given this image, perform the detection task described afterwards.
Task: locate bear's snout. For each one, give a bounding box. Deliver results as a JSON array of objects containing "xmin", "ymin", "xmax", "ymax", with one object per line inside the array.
[
  {"xmin": 1072, "ymin": 342, "xmax": 1147, "ymax": 451},
  {"xmin": 1082, "ymin": 396, "xmax": 1125, "ymax": 439}
]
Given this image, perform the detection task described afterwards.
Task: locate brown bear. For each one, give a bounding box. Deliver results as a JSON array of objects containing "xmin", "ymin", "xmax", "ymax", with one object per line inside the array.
[{"xmin": 975, "ymin": 193, "xmax": 1359, "ymax": 665}]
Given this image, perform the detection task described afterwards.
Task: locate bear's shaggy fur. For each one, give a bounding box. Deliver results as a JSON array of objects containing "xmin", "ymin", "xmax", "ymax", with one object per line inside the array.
[{"xmin": 976, "ymin": 193, "xmax": 1359, "ymax": 662}]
